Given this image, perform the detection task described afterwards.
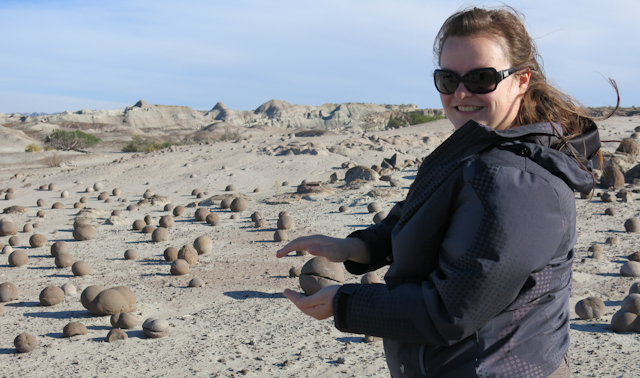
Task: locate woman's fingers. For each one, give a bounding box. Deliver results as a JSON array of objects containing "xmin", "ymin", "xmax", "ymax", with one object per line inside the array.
[{"xmin": 282, "ymin": 286, "xmax": 340, "ymax": 320}]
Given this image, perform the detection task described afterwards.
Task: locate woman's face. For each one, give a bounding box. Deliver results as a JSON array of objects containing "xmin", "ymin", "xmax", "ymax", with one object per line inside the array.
[{"xmin": 439, "ymin": 33, "xmax": 530, "ymax": 130}]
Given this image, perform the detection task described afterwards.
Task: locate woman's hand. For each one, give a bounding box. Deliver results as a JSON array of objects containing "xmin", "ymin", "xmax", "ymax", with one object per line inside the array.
[
  {"xmin": 276, "ymin": 235, "xmax": 370, "ymax": 264},
  {"xmin": 283, "ymin": 285, "xmax": 340, "ymax": 320}
]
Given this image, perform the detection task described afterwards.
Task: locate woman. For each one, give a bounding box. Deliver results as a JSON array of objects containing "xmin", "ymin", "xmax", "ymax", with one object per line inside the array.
[{"xmin": 277, "ymin": 6, "xmax": 614, "ymax": 377}]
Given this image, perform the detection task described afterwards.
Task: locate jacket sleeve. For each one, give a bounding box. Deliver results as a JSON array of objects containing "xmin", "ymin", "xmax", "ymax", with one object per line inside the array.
[
  {"xmin": 333, "ymin": 164, "xmax": 570, "ymax": 346},
  {"xmin": 342, "ymin": 201, "xmax": 403, "ymax": 275}
]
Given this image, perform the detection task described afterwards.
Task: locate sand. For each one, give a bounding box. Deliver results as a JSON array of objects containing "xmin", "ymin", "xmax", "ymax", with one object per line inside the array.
[{"xmin": 1, "ymin": 116, "xmax": 640, "ymax": 377}]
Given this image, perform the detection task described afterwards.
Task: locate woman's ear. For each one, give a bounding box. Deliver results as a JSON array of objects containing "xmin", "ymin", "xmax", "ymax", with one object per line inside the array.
[{"xmin": 518, "ymin": 69, "xmax": 531, "ymax": 94}]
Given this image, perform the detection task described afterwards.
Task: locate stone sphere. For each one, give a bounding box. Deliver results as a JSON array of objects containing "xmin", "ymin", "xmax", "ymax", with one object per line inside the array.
[
  {"xmin": 143, "ymin": 318, "xmax": 170, "ymax": 338},
  {"xmin": 79, "ymin": 196, "xmax": 89, "ymax": 204},
  {"xmin": 220, "ymin": 197, "xmax": 233, "ymax": 209},
  {"xmin": 367, "ymin": 202, "xmax": 382, "ymax": 213},
  {"xmin": 105, "ymin": 328, "xmax": 128, "ymax": 342},
  {"xmin": 601, "ymin": 166, "xmax": 625, "ymax": 189},
  {"xmin": 188, "ymin": 277, "xmax": 205, "ymax": 287},
  {"xmin": 63, "ymin": 322, "xmax": 87, "ymax": 338},
  {"xmin": 193, "ymin": 235, "xmax": 212, "ymax": 255},
  {"xmin": 205, "ymin": 213, "xmax": 220, "ymax": 224},
  {"xmin": 98, "ymin": 192, "xmax": 109, "ymax": 201},
  {"xmin": 621, "ymin": 294, "xmax": 640, "ymax": 314},
  {"xmin": 621, "ymin": 261, "xmax": 640, "ymax": 277},
  {"xmin": 5, "ymin": 193, "xmax": 16, "ymax": 200},
  {"xmin": 32, "ymin": 222, "xmax": 41, "ymax": 229},
  {"xmin": 277, "ymin": 215, "xmax": 295, "ymax": 230},
  {"xmin": 55, "ymin": 253, "xmax": 74, "ymax": 268},
  {"xmin": 373, "ymin": 211, "xmax": 389, "ymax": 224},
  {"xmin": 178, "ymin": 245, "xmax": 198, "ymax": 265},
  {"xmin": 143, "ymin": 214, "xmax": 153, "ymax": 225},
  {"xmin": 132, "ymin": 219, "xmax": 146, "ymax": 231},
  {"xmin": 159, "ymin": 215, "xmax": 174, "ymax": 228},
  {"xmin": 2, "ymin": 245, "xmax": 11, "ymax": 254},
  {"xmin": 61, "ymin": 282, "xmax": 76, "ymax": 295},
  {"xmin": 170, "ymin": 259, "xmax": 190, "ymax": 275},
  {"xmin": 361, "ymin": 272, "xmax": 382, "ymax": 284},
  {"xmin": 164, "ymin": 204, "xmax": 174, "ymax": 212},
  {"xmin": 14, "ymin": 333, "xmax": 37, "ymax": 353},
  {"xmin": 36, "ymin": 198, "xmax": 46, "ymax": 207},
  {"xmin": 48, "ymin": 183, "xmax": 58, "ymax": 191},
  {"xmin": 592, "ymin": 251, "xmax": 604, "ymax": 260},
  {"xmin": 61, "ymin": 191, "xmax": 69, "ymax": 198},
  {"xmin": 39, "ymin": 286, "xmax": 65, "ymax": 306},
  {"xmin": 29, "ymin": 234, "xmax": 47, "ymax": 248},
  {"xmin": 141, "ymin": 225, "xmax": 156, "ymax": 234},
  {"xmin": 575, "ymin": 297, "xmax": 606, "ymax": 319},
  {"xmin": 274, "ymin": 229, "xmax": 288, "ymax": 242},
  {"xmin": 80, "ymin": 285, "xmax": 105, "ymax": 309},
  {"xmin": 126, "ymin": 204, "xmax": 137, "ymax": 211},
  {"xmin": 0, "ymin": 221, "xmax": 18, "ymax": 236},
  {"xmin": 50, "ymin": 241, "xmax": 69, "ymax": 257},
  {"xmin": 52, "ymin": 202, "xmax": 64, "ymax": 209},
  {"xmin": 143, "ymin": 190, "xmax": 154, "ymax": 199},
  {"xmin": 289, "ymin": 266, "xmax": 301, "ymax": 278},
  {"xmin": 604, "ymin": 207, "xmax": 617, "ymax": 216},
  {"xmin": 230, "ymin": 198, "xmax": 248, "ymax": 212},
  {"xmin": 601, "ymin": 192, "xmax": 613, "ymax": 203},
  {"xmin": 611, "ymin": 310, "xmax": 637, "ymax": 333},
  {"xmin": 173, "ymin": 205, "xmax": 186, "ymax": 216},
  {"xmin": 111, "ymin": 312, "xmax": 139, "ymax": 329},
  {"xmin": 630, "ymin": 282, "xmax": 640, "ymax": 295},
  {"xmin": 112, "ymin": 188, "xmax": 122, "ymax": 196},
  {"xmin": 339, "ymin": 205, "xmax": 349, "ymax": 213},
  {"xmin": 8, "ymin": 235, "xmax": 20, "ymax": 247},
  {"xmin": 225, "ymin": 185, "xmax": 236, "ymax": 192},
  {"xmin": 152, "ymin": 227, "xmax": 169, "ymax": 242},
  {"xmin": 625, "ymin": 218, "xmax": 640, "ymax": 233},
  {"xmin": 588, "ymin": 244, "xmax": 603, "ymax": 253},
  {"xmin": 23, "ymin": 223, "xmax": 33, "ymax": 233},
  {"xmin": 36, "ymin": 210, "xmax": 46, "ymax": 218},
  {"xmin": 74, "ymin": 202, "xmax": 84, "ymax": 209},
  {"xmin": 191, "ymin": 189, "xmax": 201, "ymax": 196},
  {"xmin": 164, "ymin": 247, "xmax": 178, "ymax": 262},
  {"xmin": 254, "ymin": 218, "xmax": 266, "ymax": 228},
  {"xmin": 250, "ymin": 212, "xmax": 262, "ymax": 222},
  {"xmin": 194, "ymin": 207, "xmax": 210, "ymax": 222},
  {"xmin": 605, "ymin": 236, "xmax": 619, "ymax": 245},
  {"xmin": 93, "ymin": 182, "xmax": 103, "ymax": 191},
  {"xmin": 88, "ymin": 289, "xmax": 129, "ymax": 316},
  {"xmin": 73, "ymin": 224, "xmax": 96, "ymax": 241},
  {"xmin": 299, "ymin": 257, "xmax": 345, "ymax": 295},
  {"xmin": 111, "ymin": 286, "xmax": 136, "ymax": 311},
  {"xmin": 8, "ymin": 250, "xmax": 28, "ymax": 267},
  {"xmin": 628, "ymin": 252, "xmax": 640, "ymax": 262},
  {"xmin": 0, "ymin": 282, "xmax": 19, "ymax": 302},
  {"xmin": 229, "ymin": 213, "xmax": 239, "ymax": 220},
  {"xmin": 123, "ymin": 249, "xmax": 139, "ymax": 260},
  {"xmin": 72, "ymin": 261, "xmax": 91, "ymax": 276},
  {"xmin": 111, "ymin": 210, "xmax": 122, "ymax": 217}
]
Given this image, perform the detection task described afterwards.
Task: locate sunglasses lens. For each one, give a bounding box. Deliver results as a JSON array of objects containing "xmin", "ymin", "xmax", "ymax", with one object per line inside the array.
[
  {"xmin": 434, "ymin": 71, "xmax": 459, "ymax": 95},
  {"xmin": 464, "ymin": 70, "xmax": 497, "ymax": 94}
]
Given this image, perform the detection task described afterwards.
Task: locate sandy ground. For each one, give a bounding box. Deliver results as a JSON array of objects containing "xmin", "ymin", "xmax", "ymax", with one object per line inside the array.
[{"xmin": 1, "ymin": 116, "xmax": 640, "ymax": 377}]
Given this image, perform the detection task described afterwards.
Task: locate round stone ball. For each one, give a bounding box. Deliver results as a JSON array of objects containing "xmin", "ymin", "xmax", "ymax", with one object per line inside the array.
[
  {"xmin": 373, "ymin": 211, "xmax": 389, "ymax": 224},
  {"xmin": 592, "ymin": 251, "xmax": 604, "ymax": 259},
  {"xmin": 88, "ymin": 289, "xmax": 128, "ymax": 316},
  {"xmin": 93, "ymin": 182, "xmax": 103, "ymax": 191},
  {"xmin": 74, "ymin": 217, "xmax": 91, "ymax": 229},
  {"xmin": 1, "ymin": 245, "xmax": 12, "ymax": 254},
  {"xmin": 63, "ymin": 322, "xmax": 87, "ymax": 338},
  {"xmin": 79, "ymin": 196, "xmax": 89, "ymax": 204},
  {"xmin": 144, "ymin": 214, "xmax": 153, "ymax": 225},
  {"xmin": 621, "ymin": 293, "xmax": 640, "ymax": 314},
  {"xmin": 61, "ymin": 282, "xmax": 76, "ymax": 295},
  {"xmin": 48, "ymin": 183, "xmax": 58, "ymax": 191},
  {"xmin": 274, "ymin": 229, "xmax": 288, "ymax": 242},
  {"xmin": 611, "ymin": 310, "xmax": 637, "ymax": 333},
  {"xmin": 8, "ymin": 250, "xmax": 28, "ymax": 267},
  {"xmin": 163, "ymin": 247, "xmax": 178, "ymax": 262},
  {"xmin": 111, "ymin": 312, "xmax": 139, "ymax": 329},
  {"xmin": 299, "ymin": 257, "xmax": 345, "ymax": 295},
  {"xmin": 193, "ymin": 235, "xmax": 212, "ymax": 255},
  {"xmin": 111, "ymin": 210, "xmax": 122, "ymax": 217},
  {"xmin": 277, "ymin": 215, "xmax": 295, "ymax": 230},
  {"xmin": 159, "ymin": 215, "xmax": 174, "ymax": 228},
  {"xmin": 5, "ymin": 193, "xmax": 16, "ymax": 200},
  {"xmin": 588, "ymin": 244, "xmax": 603, "ymax": 253},
  {"xmin": 253, "ymin": 218, "xmax": 265, "ymax": 228},
  {"xmin": 605, "ymin": 236, "xmax": 619, "ymax": 245},
  {"xmin": 0, "ymin": 282, "xmax": 19, "ymax": 302},
  {"xmin": 143, "ymin": 190, "xmax": 154, "ymax": 199},
  {"xmin": 23, "ymin": 223, "xmax": 33, "ymax": 233},
  {"xmin": 123, "ymin": 249, "xmax": 139, "ymax": 260},
  {"xmin": 143, "ymin": 318, "xmax": 170, "ymax": 338},
  {"xmin": 178, "ymin": 245, "xmax": 198, "ymax": 265},
  {"xmin": 164, "ymin": 203, "xmax": 174, "ymax": 212},
  {"xmin": 32, "ymin": 222, "xmax": 41, "ymax": 229},
  {"xmin": 367, "ymin": 202, "xmax": 382, "ymax": 213},
  {"xmin": 296, "ymin": 250, "xmax": 309, "ymax": 256},
  {"xmin": 605, "ymin": 207, "xmax": 617, "ymax": 216},
  {"xmin": 630, "ymin": 282, "xmax": 640, "ymax": 295},
  {"xmin": 36, "ymin": 198, "xmax": 46, "ymax": 207},
  {"xmin": 191, "ymin": 189, "xmax": 201, "ymax": 196},
  {"xmin": 74, "ymin": 202, "xmax": 84, "ymax": 209},
  {"xmin": 111, "ymin": 286, "xmax": 136, "ymax": 312},
  {"xmin": 36, "ymin": 210, "xmax": 46, "ymax": 218},
  {"xmin": 339, "ymin": 205, "xmax": 349, "ymax": 213},
  {"xmin": 225, "ymin": 185, "xmax": 236, "ymax": 192},
  {"xmin": 229, "ymin": 214, "xmax": 238, "ymax": 220},
  {"xmin": 61, "ymin": 191, "xmax": 69, "ymax": 198},
  {"xmin": 628, "ymin": 252, "xmax": 640, "ymax": 262},
  {"xmin": 170, "ymin": 259, "xmax": 190, "ymax": 275},
  {"xmin": 575, "ymin": 297, "xmax": 606, "ymax": 319},
  {"xmin": 289, "ymin": 266, "xmax": 301, "ymax": 278},
  {"xmin": 126, "ymin": 204, "xmax": 137, "ymax": 211},
  {"xmin": 29, "ymin": 234, "xmax": 47, "ymax": 248},
  {"xmin": 105, "ymin": 328, "xmax": 128, "ymax": 342},
  {"xmin": 188, "ymin": 277, "xmax": 205, "ymax": 287},
  {"xmin": 52, "ymin": 202, "xmax": 64, "ymax": 209},
  {"xmin": 112, "ymin": 188, "xmax": 122, "ymax": 196},
  {"xmin": 253, "ymin": 187, "xmax": 260, "ymax": 193},
  {"xmin": 230, "ymin": 198, "xmax": 248, "ymax": 212},
  {"xmin": 80, "ymin": 285, "xmax": 104, "ymax": 309},
  {"xmin": 132, "ymin": 219, "xmax": 146, "ymax": 231},
  {"xmin": 55, "ymin": 253, "xmax": 74, "ymax": 268},
  {"xmin": 220, "ymin": 197, "xmax": 233, "ymax": 209},
  {"xmin": 194, "ymin": 207, "xmax": 210, "ymax": 222},
  {"xmin": 85, "ymin": 187, "xmax": 93, "ymax": 193},
  {"xmin": 173, "ymin": 205, "xmax": 185, "ymax": 216},
  {"xmin": 14, "ymin": 333, "xmax": 37, "ymax": 353},
  {"xmin": 72, "ymin": 261, "xmax": 91, "ymax": 276},
  {"xmin": 196, "ymin": 192, "xmax": 205, "ymax": 198},
  {"xmin": 73, "ymin": 224, "xmax": 96, "ymax": 241},
  {"xmin": 0, "ymin": 221, "xmax": 18, "ymax": 236},
  {"xmin": 39, "ymin": 286, "xmax": 65, "ymax": 306},
  {"xmin": 152, "ymin": 227, "xmax": 169, "ymax": 242},
  {"xmin": 8, "ymin": 235, "xmax": 20, "ymax": 247},
  {"xmin": 205, "ymin": 213, "xmax": 220, "ymax": 224},
  {"xmin": 621, "ymin": 261, "xmax": 640, "ymax": 277},
  {"xmin": 50, "ymin": 241, "xmax": 69, "ymax": 257},
  {"xmin": 250, "ymin": 212, "xmax": 262, "ymax": 222},
  {"xmin": 625, "ymin": 218, "xmax": 640, "ymax": 233},
  {"xmin": 141, "ymin": 225, "xmax": 156, "ymax": 234},
  {"xmin": 361, "ymin": 272, "xmax": 382, "ymax": 284},
  {"xmin": 98, "ymin": 192, "xmax": 109, "ymax": 201}
]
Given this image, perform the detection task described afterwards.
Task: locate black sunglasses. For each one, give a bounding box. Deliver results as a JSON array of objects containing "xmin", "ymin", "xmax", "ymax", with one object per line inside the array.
[{"xmin": 433, "ymin": 67, "xmax": 517, "ymax": 95}]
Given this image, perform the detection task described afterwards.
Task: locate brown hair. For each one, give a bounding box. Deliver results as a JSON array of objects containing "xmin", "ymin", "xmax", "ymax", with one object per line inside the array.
[{"xmin": 433, "ymin": 6, "xmax": 618, "ymax": 140}]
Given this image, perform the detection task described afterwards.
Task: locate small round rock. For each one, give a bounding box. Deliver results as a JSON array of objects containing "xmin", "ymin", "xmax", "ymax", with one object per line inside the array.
[
  {"xmin": 105, "ymin": 328, "xmax": 128, "ymax": 342},
  {"xmin": 14, "ymin": 333, "xmax": 37, "ymax": 353},
  {"xmin": 170, "ymin": 259, "xmax": 190, "ymax": 275},
  {"xmin": 142, "ymin": 318, "xmax": 170, "ymax": 338},
  {"xmin": 274, "ymin": 229, "xmax": 288, "ymax": 242},
  {"xmin": 72, "ymin": 261, "xmax": 91, "ymax": 276},
  {"xmin": 0, "ymin": 282, "xmax": 19, "ymax": 302},
  {"xmin": 188, "ymin": 277, "xmax": 205, "ymax": 287},
  {"xmin": 575, "ymin": 297, "xmax": 606, "ymax": 319},
  {"xmin": 51, "ymin": 241, "xmax": 69, "ymax": 257},
  {"xmin": 373, "ymin": 211, "xmax": 389, "ymax": 224},
  {"xmin": 277, "ymin": 215, "xmax": 295, "ymax": 230},
  {"xmin": 8, "ymin": 250, "xmax": 28, "ymax": 267},
  {"xmin": 230, "ymin": 198, "xmax": 248, "ymax": 212},
  {"xmin": 124, "ymin": 249, "xmax": 139, "ymax": 260},
  {"xmin": 338, "ymin": 205, "xmax": 349, "ymax": 213},
  {"xmin": 39, "ymin": 286, "xmax": 65, "ymax": 306},
  {"xmin": 605, "ymin": 236, "xmax": 620, "ymax": 245},
  {"xmin": 29, "ymin": 234, "xmax": 47, "ymax": 248},
  {"xmin": 164, "ymin": 247, "xmax": 178, "ymax": 262},
  {"xmin": 367, "ymin": 202, "xmax": 382, "ymax": 213},
  {"xmin": 604, "ymin": 207, "xmax": 617, "ymax": 216},
  {"xmin": 173, "ymin": 205, "xmax": 185, "ymax": 216},
  {"xmin": 624, "ymin": 218, "xmax": 640, "ymax": 233},
  {"xmin": 111, "ymin": 312, "xmax": 139, "ymax": 329},
  {"xmin": 152, "ymin": 227, "xmax": 169, "ymax": 242},
  {"xmin": 61, "ymin": 282, "xmax": 77, "ymax": 295},
  {"xmin": 63, "ymin": 322, "xmax": 87, "ymax": 337},
  {"xmin": 55, "ymin": 253, "xmax": 74, "ymax": 268},
  {"xmin": 621, "ymin": 261, "xmax": 640, "ymax": 277},
  {"xmin": 193, "ymin": 235, "xmax": 213, "ymax": 255}
]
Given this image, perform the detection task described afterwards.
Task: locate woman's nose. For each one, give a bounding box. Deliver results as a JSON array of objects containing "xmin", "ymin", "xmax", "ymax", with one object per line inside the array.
[{"xmin": 454, "ymin": 82, "xmax": 471, "ymax": 99}]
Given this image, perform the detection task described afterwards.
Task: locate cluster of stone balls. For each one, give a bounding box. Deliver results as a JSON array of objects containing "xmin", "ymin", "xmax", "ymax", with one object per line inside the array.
[{"xmin": 575, "ymin": 282, "xmax": 640, "ymax": 333}]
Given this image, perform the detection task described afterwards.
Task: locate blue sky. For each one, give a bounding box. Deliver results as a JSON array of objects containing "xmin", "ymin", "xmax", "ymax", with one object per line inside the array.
[{"xmin": 0, "ymin": 0, "xmax": 637, "ymax": 113}]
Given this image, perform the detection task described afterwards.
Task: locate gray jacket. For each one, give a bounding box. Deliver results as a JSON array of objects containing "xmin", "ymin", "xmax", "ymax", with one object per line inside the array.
[{"xmin": 333, "ymin": 120, "xmax": 597, "ymax": 377}]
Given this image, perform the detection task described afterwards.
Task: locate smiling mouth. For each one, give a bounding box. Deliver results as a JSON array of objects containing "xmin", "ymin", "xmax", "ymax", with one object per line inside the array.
[{"xmin": 455, "ymin": 106, "xmax": 483, "ymax": 112}]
